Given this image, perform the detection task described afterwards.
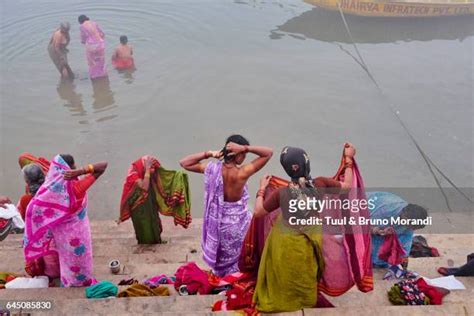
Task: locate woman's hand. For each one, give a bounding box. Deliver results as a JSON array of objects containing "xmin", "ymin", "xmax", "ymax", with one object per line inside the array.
[
  {"xmin": 374, "ymin": 226, "xmax": 394, "ymax": 236},
  {"xmin": 0, "ymin": 196, "xmax": 11, "ymax": 209},
  {"xmin": 344, "ymin": 142, "xmax": 356, "ymax": 160},
  {"xmin": 207, "ymin": 150, "xmax": 223, "ymax": 159},
  {"xmin": 226, "ymin": 142, "xmax": 246, "ymax": 155},
  {"xmin": 64, "ymin": 169, "xmax": 84, "ymax": 180},
  {"xmin": 144, "ymin": 156, "xmax": 153, "ymax": 171},
  {"xmin": 259, "ymin": 175, "xmax": 271, "ymax": 190}
]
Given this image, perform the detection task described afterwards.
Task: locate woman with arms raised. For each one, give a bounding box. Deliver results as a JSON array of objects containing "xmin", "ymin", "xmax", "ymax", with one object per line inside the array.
[
  {"xmin": 180, "ymin": 135, "xmax": 273, "ymax": 276},
  {"xmin": 24, "ymin": 155, "xmax": 107, "ymax": 287},
  {"xmin": 252, "ymin": 143, "xmax": 363, "ymax": 312}
]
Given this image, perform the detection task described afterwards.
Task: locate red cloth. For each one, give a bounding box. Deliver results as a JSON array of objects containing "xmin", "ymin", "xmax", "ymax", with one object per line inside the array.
[
  {"xmin": 416, "ymin": 278, "xmax": 447, "ymax": 305},
  {"xmin": 17, "ymin": 195, "xmax": 33, "ymax": 220},
  {"xmin": 119, "ymin": 156, "xmax": 161, "ymax": 222},
  {"xmin": 112, "ymin": 58, "xmax": 135, "ymax": 70},
  {"xmin": 378, "ymin": 232, "xmax": 406, "ymax": 266},
  {"xmin": 18, "ymin": 153, "xmax": 50, "ymax": 173},
  {"xmin": 174, "ymin": 262, "xmax": 212, "ymax": 295}
]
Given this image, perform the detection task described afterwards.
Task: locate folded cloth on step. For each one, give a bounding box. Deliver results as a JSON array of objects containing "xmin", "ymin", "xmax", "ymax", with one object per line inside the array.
[
  {"xmin": 118, "ymin": 278, "xmax": 139, "ymax": 286},
  {"xmin": 0, "ymin": 204, "xmax": 25, "ymax": 230},
  {"xmin": 383, "ymin": 264, "xmax": 418, "ymax": 280},
  {"xmin": 117, "ymin": 284, "xmax": 170, "ymax": 297},
  {"xmin": 144, "ymin": 274, "xmax": 175, "ymax": 288},
  {"xmin": 378, "ymin": 231, "xmax": 406, "ymax": 266},
  {"xmin": 86, "ymin": 281, "xmax": 118, "ymax": 298},
  {"xmin": 0, "ymin": 272, "xmax": 17, "ymax": 289},
  {"xmin": 416, "ymin": 278, "xmax": 449, "ymax": 305},
  {"xmin": 174, "ymin": 262, "xmax": 212, "ymax": 295},
  {"xmin": 5, "ymin": 276, "xmax": 49, "ymax": 289},
  {"xmin": 388, "ymin": 280, "xmax": 429, "ymax": 305}
]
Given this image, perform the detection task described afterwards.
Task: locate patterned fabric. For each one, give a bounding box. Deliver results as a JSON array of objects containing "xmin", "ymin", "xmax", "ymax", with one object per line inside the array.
[
  {"xmin": 119, "ymin": 156, "xmax": 191, "ymax": 244},
  {"xmin": 202, "ymin": 161, "xmax": 252, "ymax": 276},
  {"xmin": 80, "ymin": 21, "xmax": 107, "ymax": 79},
  {"xmin": 396, "ymin": 280, "xmax": 429, "ymax": 305},
  {"xmin": 367, "ymin": 191, "xmax": 413, "ymax": 268},
  {"xmin": 24, "ymin": 155, "xmax": 94, "ymax": 287}
]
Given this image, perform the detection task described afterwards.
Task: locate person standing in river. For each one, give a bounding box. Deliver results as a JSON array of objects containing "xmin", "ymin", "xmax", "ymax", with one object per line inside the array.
[
  {"xmin": 48, "ymin": 22, "xmax": 74, "ymax": 80},
  {"xmin": 180, "ymin": 135, "xmax": 273, "ymax": 276},
  {"xmin": 78, "ymin": 15, "xmax": 107, "ymax": 79}
]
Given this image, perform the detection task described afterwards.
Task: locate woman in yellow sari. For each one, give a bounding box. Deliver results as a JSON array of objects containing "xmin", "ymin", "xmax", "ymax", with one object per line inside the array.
[{"xmin": 252, "ymin": 145, "xmax": 356, "ymax": 312}]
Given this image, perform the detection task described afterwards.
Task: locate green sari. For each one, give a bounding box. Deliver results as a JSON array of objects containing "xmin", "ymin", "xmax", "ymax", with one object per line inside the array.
[
  {"xmin": 119, "ymin": 156, "xmax": 191, "ymax": 244},
  {"xmin": 130, "ymin": 187, "xmax": 163, "ymax": 244}
]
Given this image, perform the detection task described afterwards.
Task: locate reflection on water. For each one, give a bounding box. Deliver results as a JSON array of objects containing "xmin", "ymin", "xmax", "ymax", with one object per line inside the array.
[
  {"xmin": 272, "ymin": 9, "xmax": 474, "ymax": 43},
  {"xmin": 57, "ymin": 80, "xmax": 85, "ymax": 116},
  {"xmin": 116, "ymin": 67, "xmax": 136, "ymax": 84},
  {"xmin": 91, "ymin": 76, "xmax": 115, "ymax": 111}
]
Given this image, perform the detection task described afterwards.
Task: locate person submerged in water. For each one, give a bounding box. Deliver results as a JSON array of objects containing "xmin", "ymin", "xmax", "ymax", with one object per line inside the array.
[
  {"xmin": 180, "ymin": 135, "xmax": 273, "ymax": 276},
  {"xmin": 48, "ymin": 22, "xmax": 74, "ymax": 80},
  {"xmin": 112, "ymin": 35, "xmax": 135, "ymax": 70}
]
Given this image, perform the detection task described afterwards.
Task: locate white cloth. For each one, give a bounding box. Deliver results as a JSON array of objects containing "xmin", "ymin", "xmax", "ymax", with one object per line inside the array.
[
  {"xmin": 0, "ymin": 204, "xmax": 25, "ymax": 229},
  {"xmin": 424, "ymin": 275, "xmax": 466, "ymax": 290},
  {"xmin": 5, "ymin": 276, "xmax": 49, "ymax": 289}
]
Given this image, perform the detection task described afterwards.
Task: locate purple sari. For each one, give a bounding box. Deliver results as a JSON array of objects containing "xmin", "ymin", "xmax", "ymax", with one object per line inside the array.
[
  {"xmin": 80, "ymin": 21, "xmax": 107, "ymax": 79},
  {"xmin": 202, "ymin": 161, "xmax": 252, "ymax": 276}
]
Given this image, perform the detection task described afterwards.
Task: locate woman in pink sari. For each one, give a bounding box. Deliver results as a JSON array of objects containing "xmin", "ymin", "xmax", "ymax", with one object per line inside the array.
[
  {"xmin": 24, "ymin": 154, "xmax": 107, "ymax": 287},
  {"xmin": 78, "ymin": 15, "xmax": 107, "ymax": 79}
]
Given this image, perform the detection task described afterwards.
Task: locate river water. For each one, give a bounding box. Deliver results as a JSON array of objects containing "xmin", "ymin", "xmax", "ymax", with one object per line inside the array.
[{"xmin": 1, "ymin": 0, "xmax": 472, "ymax": 219}]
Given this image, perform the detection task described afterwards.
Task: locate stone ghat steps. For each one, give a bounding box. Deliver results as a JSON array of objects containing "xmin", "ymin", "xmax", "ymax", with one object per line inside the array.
[
  {"xmin": 2, "ymin": 276, "xmax": 473, "ymax": 306},
  {"xmin": 4, "ymin": 297, "xmax": 473, "ymax": 316}
]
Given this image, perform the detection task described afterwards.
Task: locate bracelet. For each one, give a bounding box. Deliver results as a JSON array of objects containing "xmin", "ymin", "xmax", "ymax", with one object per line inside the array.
[
  {"xmin": 256, "ymin": 189, "xmax": 265, "ymax": 198},
  {"xmin": 204, "ymin": 151, "xmax": 211, "ymax": 159},
  {"xmin": 88, "ymin": 164, "xmax": 94, "ymax": 174},
  {"xmin": 344, "ymin": 161, "xmax": 353, "ymax": 169}
]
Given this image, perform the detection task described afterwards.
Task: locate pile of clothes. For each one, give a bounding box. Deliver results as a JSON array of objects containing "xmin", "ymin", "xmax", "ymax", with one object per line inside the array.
[{"xmin": 388, "ymin": 278, "xmax": 449, "ymax": 305}]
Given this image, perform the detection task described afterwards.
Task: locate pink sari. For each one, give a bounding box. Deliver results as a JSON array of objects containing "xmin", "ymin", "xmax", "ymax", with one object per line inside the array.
[
  {"xmin": 318, "ymin": 157, "xmax": 373, "ymax": 296},
  {"xmin": 80, "ymin": 21, "xmax": 107, "ymax": 79},
  {"xmin": 24, "ymin": 155, "xmax": 94, "ymax": 287}
]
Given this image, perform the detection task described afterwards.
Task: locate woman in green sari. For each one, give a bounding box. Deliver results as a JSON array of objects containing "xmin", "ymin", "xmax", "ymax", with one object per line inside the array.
[{"xmin": 119, "ymin": 156, "xmax": 191, "ymax": 244}]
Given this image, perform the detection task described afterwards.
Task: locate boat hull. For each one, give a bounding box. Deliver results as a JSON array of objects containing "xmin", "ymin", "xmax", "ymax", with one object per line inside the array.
[{"xmin": 305, "ymin": 0, "xmax": 474, "ymax": 17}]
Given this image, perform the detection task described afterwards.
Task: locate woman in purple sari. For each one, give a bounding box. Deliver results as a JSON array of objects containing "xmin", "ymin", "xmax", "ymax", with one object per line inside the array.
[
  {"xmin": 78, "ymin": 15, "xmax": 107, "ymax": 79},
  {"xmin": 180, "ymin": 135, "xmax": 273, "ymax": 276}
]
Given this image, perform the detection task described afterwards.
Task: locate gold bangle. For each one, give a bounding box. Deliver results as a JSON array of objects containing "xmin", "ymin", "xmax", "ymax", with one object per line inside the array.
[
  {"xmin": 144, "ymin": 173, "xmax": 150, "ymax": 178},
  {"xmin": 88, "ymin": 164, "xmax": 94, "ymax": 174}
]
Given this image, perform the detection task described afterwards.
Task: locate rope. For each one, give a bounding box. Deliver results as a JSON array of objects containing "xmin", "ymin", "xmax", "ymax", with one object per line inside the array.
[{"xmin": 335, "ymin": 2, "xmax": 473, "ymax": 211}]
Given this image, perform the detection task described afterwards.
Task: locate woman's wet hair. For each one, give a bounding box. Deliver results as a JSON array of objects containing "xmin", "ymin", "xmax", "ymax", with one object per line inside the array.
[
  {"xmin": 78, "ymin": 15, "xmax": 89, "ymax": 24},
  {"xmin": 402, "ymin": 204, "xmax": 428, "ymax": 229},
  {"xmin": 221, "ymin": 134, "xmax": 249, "ymax": 163},
  {"xmin": 60, "ymin": 22, "xmax": 70, "ymax": 32},
  {"xmin": 120, "ymin": 35, "xmax": 128, "ymax": 44},
  {"xmin": 22, "ymin": 164, "xmax": 45, "ymax": 196},
  {"xmin": 60, "ymin": 154, "xmax": 75, "ymax": 168}
]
